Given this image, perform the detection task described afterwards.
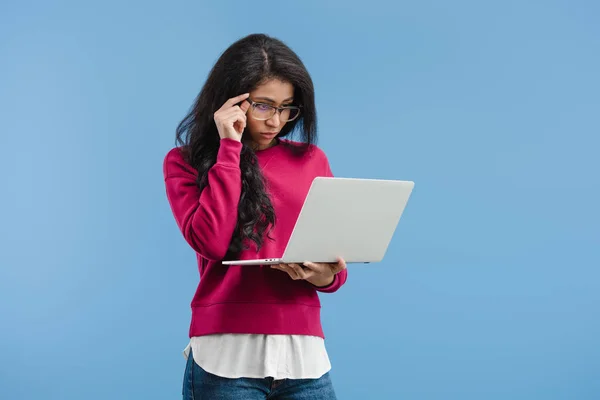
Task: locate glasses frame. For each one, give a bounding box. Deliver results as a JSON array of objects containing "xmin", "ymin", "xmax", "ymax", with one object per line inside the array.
[{"xmin": 247, "ymin": 99, "xmax": 302, "ymax": 122}]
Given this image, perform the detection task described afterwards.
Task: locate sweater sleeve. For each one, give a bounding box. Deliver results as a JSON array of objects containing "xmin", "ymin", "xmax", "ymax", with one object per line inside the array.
[
  {"xmin": 163, "ymin": 139, "xmax": 243, "ymax": 261},
  {"xmin": 313, "ymin": 149, "xmax": 349, "ymax": 294}
]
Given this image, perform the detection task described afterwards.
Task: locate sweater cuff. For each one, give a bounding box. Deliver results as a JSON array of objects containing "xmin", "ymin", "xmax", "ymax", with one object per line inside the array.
[
  {"xmin": 313, "ymin": 273, "xmax": 342, "ymax": 293},
  {"xmin": 217, "ymin": 139, "xmax": 243, "ymax": 166}
]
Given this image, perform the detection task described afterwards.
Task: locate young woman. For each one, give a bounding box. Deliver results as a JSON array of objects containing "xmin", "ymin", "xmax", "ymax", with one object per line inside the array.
[{"xmin": 163, "ymin": 33, "xmax": 348, "ymax": 400}]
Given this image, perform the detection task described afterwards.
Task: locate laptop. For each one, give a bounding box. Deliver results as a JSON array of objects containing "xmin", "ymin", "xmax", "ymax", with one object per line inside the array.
[{"xmin": 222, "ymin": 177, "xmax": 414, "ymax": 266}]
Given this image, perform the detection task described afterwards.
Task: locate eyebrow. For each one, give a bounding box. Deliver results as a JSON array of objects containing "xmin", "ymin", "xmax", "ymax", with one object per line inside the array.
[{"xmin": 254, "ymin": 96, "xmax": 294, "ymax": 104}]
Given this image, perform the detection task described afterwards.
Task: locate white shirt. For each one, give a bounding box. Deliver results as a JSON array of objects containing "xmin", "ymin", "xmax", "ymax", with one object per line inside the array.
[{"xmin": 183, "ymin": 334, "xmax": 331, "ymax": 379}]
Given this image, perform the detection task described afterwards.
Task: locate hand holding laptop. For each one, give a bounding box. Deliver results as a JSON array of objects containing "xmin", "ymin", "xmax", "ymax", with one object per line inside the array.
[
  {"xmin": 222, "ymin": 177, "xmax": 414, "ymax": 266},
  {"xmin": 270, "ymin": 257, "xmax": 347, "ymax": 287}
]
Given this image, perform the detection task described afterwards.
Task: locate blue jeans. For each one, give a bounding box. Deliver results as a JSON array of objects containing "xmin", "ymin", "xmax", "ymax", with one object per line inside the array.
[{"xmin": 182, "ymin": 349, "xmax": 337, "ymax": 400}]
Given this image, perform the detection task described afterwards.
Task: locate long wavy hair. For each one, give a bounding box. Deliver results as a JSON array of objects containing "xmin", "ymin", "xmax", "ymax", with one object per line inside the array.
[{"xmin": 175, "ymin": 34, "xmax": 317, "ymax": 259}]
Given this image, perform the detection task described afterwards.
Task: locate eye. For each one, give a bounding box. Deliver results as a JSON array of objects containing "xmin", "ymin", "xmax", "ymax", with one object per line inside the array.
[{"xmin": 256, "ymin": 103, "xmax": 272, "ymax": 111}]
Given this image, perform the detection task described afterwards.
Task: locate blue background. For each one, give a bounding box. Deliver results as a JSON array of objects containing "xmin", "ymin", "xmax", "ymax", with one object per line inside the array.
[{"xmin": 1, "ymin": 1, "xmax": 599, "ymax": 399}]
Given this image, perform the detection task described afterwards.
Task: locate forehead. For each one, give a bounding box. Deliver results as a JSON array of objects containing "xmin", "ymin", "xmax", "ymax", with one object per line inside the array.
[{"xmin": 251, "ymin": 79, "xmax": 294, "ymax": 102}]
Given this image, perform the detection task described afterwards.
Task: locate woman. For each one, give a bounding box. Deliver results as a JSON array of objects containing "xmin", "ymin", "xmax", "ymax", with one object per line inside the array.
[{"xmin": 164, "ymin": 33, "xmax": 348, "ymax": 400}]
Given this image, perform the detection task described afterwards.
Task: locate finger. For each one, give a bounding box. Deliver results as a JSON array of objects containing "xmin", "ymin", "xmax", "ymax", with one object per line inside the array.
[
  {"xmin": 233, "ymin": 117, "xmax": 247, "ymax": 134},
  {"xmin": 219, "ymin": 106, "xmax": 247, "ymax": 120},
  {"xmin": 220, "ymin": 110, "xmax": 247, "ymax": 134},
  {"xmin": 302, "ymin": 261, "xmax": 322, "ymax": 272},
  {"xmin": 225, "ymin": 109, "xmax": 248, "ymax": 126},
  {"xmin": 301, "ymin": 268, "xmax": 316, "ymax": 280},
  {"xmin": 222, "ymin": 93, "xmax": 250, "ymax": 109},
  {"xmin": 271, "ymin": 264, "xmax": 296, "ymax": 279},
  {"xmin": 239, "ymin": 100, "xmax": 251, "ymax": 113},
  {"xmin": 289, "ymin": 263, "xmax": 308, "ymax": 280},
  {"xmin": 283, "ymin": 264, "xmax": 299, "ymax": 280},
  {"xmin": 282, "ymin": 265, "xmax": 300, "ymax": 280},
  {"xmin": 279, "ymin": 264, "xmax": 301, "ymax": 280}
]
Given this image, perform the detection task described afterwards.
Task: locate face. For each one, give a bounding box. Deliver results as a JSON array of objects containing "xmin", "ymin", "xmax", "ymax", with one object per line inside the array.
[{"xmin": 244, "ymin": 78, "xmax": 295, "ymax": 150}]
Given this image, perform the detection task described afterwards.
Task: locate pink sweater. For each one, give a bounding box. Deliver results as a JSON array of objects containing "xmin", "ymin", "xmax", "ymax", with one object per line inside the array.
[{"xmin": 163, "ymin": 139, "xmax": 348, "ymax": 339}]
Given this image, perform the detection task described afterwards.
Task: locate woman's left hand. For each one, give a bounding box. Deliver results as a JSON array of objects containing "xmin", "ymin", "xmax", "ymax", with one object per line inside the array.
[{"xmin": 270, "ymin": 257, "xmax": 347, "ymax": 288}]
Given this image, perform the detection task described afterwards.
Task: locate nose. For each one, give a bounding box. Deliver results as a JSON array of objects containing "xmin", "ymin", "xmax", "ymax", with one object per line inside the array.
[{"xmin": 266, "ymin": 112, "xmax": 281, "ymax": 127}]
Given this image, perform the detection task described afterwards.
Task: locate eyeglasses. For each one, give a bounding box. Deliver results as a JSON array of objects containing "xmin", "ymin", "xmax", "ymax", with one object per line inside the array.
[{"xmin": 247, "ymin": 99, "xmax": 301, "ymax": 122}]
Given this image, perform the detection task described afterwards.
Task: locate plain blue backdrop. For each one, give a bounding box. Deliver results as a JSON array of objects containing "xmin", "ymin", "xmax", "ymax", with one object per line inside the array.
[{"xmin": 1, "ymin": 1, "xmax": 599, "ymax": 399}]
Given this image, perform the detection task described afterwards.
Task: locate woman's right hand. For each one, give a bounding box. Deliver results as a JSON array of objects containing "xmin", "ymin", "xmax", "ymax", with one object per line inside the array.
[{"xmin": 214, "ymin": 93, "xmax": 251, "ymax": 142}]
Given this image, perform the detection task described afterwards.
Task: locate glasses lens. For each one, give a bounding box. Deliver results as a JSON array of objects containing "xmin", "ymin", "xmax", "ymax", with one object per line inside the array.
[
  {"xmin": 252, "ymin": 103, "xmax": 274, "ymax": 120},
  {"xmin": 284, "ymin": 108, "xmax": 300, "ymax": 121}
]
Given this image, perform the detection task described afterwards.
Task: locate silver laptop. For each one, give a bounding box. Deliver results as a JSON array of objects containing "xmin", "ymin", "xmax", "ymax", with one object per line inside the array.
[{"xmin": 222, "ymin": 177, "xmax": 414, "ymax": 266}]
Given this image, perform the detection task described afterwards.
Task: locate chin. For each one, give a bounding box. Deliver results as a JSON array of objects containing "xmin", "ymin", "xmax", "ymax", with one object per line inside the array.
[
  {"xmin": 258, "ymin": 140, "xmax": 274, "ymax": 149},
  {"xmin": 246, "ymin": 133, "xmax": 278, "ymax": 150}
]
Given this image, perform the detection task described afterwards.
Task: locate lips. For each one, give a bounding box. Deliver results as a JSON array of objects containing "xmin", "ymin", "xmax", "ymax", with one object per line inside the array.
[{"xmin": 260, "ymin": 132, "xmax": 278, "ymax": 137}]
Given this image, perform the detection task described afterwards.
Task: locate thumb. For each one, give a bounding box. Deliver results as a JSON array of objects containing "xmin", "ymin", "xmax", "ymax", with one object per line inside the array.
[{"xmin": 333, "ymin": 257, "xmax": 347, "ymax": 273}]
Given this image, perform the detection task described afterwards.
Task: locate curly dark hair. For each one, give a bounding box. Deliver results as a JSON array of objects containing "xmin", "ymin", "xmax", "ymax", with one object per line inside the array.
[{"xmin": 175, "ymin": 34, "xmax": 317, "ymax": 259}]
